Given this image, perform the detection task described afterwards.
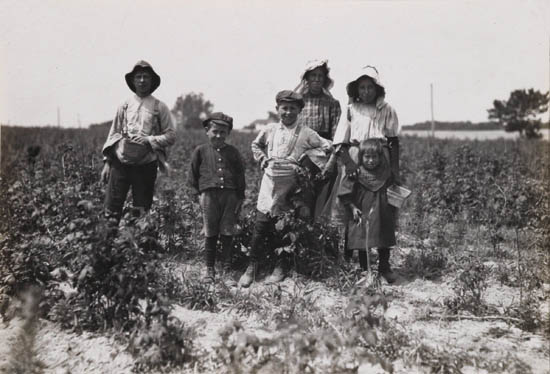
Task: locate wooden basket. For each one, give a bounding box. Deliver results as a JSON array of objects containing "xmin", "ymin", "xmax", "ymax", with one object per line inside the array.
[{"xmin": 387, "ymin": 184, "xmax": 411, "ymax": 208}]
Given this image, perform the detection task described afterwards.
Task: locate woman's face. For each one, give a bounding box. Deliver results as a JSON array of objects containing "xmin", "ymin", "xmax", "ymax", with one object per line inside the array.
[
  {"xmin": 305, "ymin": 67, "xmax": 326, "ymax": 95},
  {"xmin": 357, "ymin": 77, "xmax": 378, "ymax": 104}
]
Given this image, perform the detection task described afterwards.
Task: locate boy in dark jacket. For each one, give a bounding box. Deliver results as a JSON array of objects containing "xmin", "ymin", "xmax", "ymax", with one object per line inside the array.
[{"xmin": 188, "ymin": 112, "xmax": 245, "ymax": 286}]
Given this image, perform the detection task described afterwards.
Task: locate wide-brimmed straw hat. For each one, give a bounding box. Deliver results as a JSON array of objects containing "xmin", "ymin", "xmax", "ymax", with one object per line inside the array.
[
  {"xmin": 125, "ymin": 60, "xmax": 161, "ymax": 94},
  {"xmin": 345, "ymin": 65, "xmax": 385, "ymax": 99}
]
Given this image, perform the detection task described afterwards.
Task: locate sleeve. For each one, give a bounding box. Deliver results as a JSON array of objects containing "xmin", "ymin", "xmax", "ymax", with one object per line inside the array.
[
  {"xmin": 329, "ymin": 99, "xmax": 342, "ymax": 140},
  {"xmin": 234, "ymin": 148, "xmax": 246, "ymax": 199},
  {"xmin": 307, "ymin": 129, "xmax": 333, "ymax": 153},
  {"xmin": 382, "ymin": 104, "xmax": 400, "ymax": 137},
  {"xmin": 188, "ymin": 147, "xmax": 201, "ymax": 196},
  {"xmin": 101, "ymin": 105, "xmax": 125, "ymax": 160},
  {"xmin": 337, "ymin": 174, "xmax": 356, "ymax": 201},
  {"xmin": 251, "ymin": 126, "xmax": 270, "ymax": 163},
  {"xmin": 147, "ymin": 102, "xmax": 176, "ymax": 151},
  {"xmin": 332, "ymin": 104, "xmax": 352, "ymax": 145}
]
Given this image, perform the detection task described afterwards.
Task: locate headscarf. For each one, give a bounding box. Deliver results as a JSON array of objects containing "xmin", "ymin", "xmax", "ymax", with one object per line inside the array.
[{"xmin": 295, "ymin": 59, "xmax": 335, "ymax": 98}]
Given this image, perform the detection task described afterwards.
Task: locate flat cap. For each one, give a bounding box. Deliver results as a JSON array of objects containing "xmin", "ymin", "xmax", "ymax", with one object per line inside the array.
[
  {"xmin": 202, "ymin": 112, "xmax": 234, "ymax": 130},
  {"xmin": 275, "ymin": 90, "xmax": 305, "ymax": 108}
]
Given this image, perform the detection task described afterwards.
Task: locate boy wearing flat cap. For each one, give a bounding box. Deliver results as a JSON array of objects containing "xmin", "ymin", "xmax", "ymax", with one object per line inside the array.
[
  {"xmin": 101, "ymin": 60, "xmax": 176, "ymax": 223},
  {"xmin": 188, "ymin": 112, "xmax": 246, "ymax": 285},
  {"xmin": 238, "ymin": 90, "xmax": 332, "ymax": 287}
]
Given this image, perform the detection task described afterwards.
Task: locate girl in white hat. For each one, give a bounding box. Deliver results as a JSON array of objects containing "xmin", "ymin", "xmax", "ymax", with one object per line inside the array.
[{"xmin": 323, "ymin": 65, "xmax": 400, "ymax": 283}]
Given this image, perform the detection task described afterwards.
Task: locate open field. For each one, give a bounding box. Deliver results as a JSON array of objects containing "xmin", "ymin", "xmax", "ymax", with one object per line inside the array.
[
  {"xmin": 0, "ymin": 125, "xmax": 549, "ymax": 373},
  {"xmin": 401, "ymin": 129, "xmax": 550, "ymax": 141}
]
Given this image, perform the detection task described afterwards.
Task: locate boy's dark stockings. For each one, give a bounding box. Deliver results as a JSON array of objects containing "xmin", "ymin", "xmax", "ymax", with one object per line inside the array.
[
  {"xmin": 220, "ymin": 235, "xmax": 233, "ymax": 270},
  {"xmin": 205, "ymin": 235, "xmax": 233, "ymax": 269},
  {"xmin": 205, "ymin": 236, "xmax": 217, "ymax": 268}
]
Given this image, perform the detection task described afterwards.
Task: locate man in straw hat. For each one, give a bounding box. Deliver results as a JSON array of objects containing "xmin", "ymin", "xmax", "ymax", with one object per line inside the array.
[{"xmin": 100, "ymin": 60, "xmax": 176, "ymax": 224}]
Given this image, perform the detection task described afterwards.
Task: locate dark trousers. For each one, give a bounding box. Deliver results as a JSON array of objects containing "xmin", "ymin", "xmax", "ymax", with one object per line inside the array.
[
  {"xmin": 249, "ymin": 212, "xmax": 291, "ymax": 265},
  {"xmin": 104, "ymin": 159, "xmax": 158, "ymax": 220}
]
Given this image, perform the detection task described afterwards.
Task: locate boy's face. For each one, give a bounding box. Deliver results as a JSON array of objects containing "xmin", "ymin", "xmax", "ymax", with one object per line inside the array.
[
  {"xmin": 357, "ymin": 77, "xmax": 377, "ymax": 104},
  {"xmin": 362, "ymin": 150, "xmax": 381, "ymax": 170},
  {"xmin": 133, "ymin": 70, "xmax": 153, "ymax": 97},
  {"xmin": 305, "ymin": 67, "xmax": 326, "ymax": 95},
  {"xmin": 276, "ymin": 102, "xmax": 302, "ymax": 126},
  {"xmin": 206, "ymin": 122, "xmax": 230, "ymax": 148}
]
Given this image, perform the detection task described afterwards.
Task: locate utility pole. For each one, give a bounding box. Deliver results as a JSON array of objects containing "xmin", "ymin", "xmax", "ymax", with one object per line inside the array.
[
  {"xmin": 430, "ymin": 83, "xmax": 435, "ymax": 138},
  {"xmin": 57, "ymin": 107, "xmax": 61, "ymax": 127},
  {"xmin": 77, "ymin": 113, "xmax": 81, "ymax": 128}
]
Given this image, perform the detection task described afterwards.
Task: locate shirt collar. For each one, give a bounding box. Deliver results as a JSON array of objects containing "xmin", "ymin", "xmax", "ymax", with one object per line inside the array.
[
  {"xmin": 279, "ymin": 121, "xmax": 298, "ymax": 130},
  {"xmin": 210, "ymin": 142, "xmax": 227, "ymax": 151},
  {"xmin": 133, "ymin": 94, "xmax": 153, "ymax": 103}
]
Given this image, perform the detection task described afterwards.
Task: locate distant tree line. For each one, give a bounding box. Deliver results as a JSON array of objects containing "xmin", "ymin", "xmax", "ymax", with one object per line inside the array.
[
  {"xmin": 404, "ymin": 88, "xmax": 549, "ymax": 139},
  {"xmin": 402, "ymin": 121, "xmax": 502, "ymax": 131}
]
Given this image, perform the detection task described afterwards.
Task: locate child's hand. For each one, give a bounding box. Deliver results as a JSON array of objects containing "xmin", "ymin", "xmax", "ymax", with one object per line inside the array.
[
  {"xmin": 352, "ymin": 206, "xmax": 362, "ymax": 224},
  {"xmin": 260, "ymin": 158, "xmax": 270, "ymax": 169},
  {"xmin": 389, "ymin": 172, "xmax": 401, "ymax": 186},
  {"xmin": 346, "ymin": 167, "xmax": 359, "ymax": 180},
  {"xmin": 234, "ymin": 199, "xmax": 243, "ymax": 216}
]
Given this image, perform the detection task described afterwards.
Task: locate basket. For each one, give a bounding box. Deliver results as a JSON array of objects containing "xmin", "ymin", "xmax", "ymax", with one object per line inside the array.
[
  {"xmin": 117, "ymin": 138, "xmax": 150, "ymax": 164},
  {"xmin": 387, "ymin": 184, "xmax": 411, "ymax": 208}
]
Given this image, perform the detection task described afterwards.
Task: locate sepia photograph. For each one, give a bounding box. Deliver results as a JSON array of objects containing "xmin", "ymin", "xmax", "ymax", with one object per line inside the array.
[{"xmin": 1, "ymin": 0, "xmax": 549, "ymax": 372}]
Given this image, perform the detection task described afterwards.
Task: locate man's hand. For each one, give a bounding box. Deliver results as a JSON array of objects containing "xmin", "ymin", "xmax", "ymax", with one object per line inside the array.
[
  {"xmin": 100, "ymin": 162, "xmax": 111, "ymax": 184},
  {"xmin": 130, "ymin": 135, "xmax": 151, "ymax": 148}
]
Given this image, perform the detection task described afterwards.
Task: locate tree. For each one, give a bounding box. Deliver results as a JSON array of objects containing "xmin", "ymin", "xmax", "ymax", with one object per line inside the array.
[
  {"xmin": 488, "ymin": 89, "xmax": 549, "ymax": 139},
  {"xmin": 171, "ymin": 93, "xmax": 214, "ymax": 129},
  {"xmin": 244, "ymin": 111, "xmax": 280, "ymax": 131}
]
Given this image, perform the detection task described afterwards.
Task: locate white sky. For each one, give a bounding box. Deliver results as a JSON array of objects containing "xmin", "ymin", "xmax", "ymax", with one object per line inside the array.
[{"xmin": 1, "ymin": 0, "xmax": 549, "ymax": 128}]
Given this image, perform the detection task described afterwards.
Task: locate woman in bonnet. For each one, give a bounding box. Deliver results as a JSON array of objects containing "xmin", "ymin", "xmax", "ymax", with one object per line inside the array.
[{"xmin": 294, "ymin": 59, "xmax": 342, "ymax": 220}]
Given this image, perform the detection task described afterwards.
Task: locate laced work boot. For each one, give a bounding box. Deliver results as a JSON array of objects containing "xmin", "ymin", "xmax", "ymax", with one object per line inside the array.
[
  {"xmin": 238, "ymin": 262, "xmax": 257, "ymax": 288},
  {"xmin": 265, "ymin": 261, "xmax": 287, "ymax": 284},
  {"xmin": 222, "ymin": 262, "xmax": 237, "ymax": 287}
]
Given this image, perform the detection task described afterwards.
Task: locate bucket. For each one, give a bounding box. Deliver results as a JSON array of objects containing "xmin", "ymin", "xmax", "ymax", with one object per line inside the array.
[{"xmin": 387, "ymin": 184, "xmax": 411, "ymax": 208}]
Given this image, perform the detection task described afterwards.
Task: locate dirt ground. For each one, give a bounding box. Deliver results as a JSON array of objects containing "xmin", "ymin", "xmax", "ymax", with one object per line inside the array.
[{"xmin": 1, "ymin": 249, "xmax": 549, "ymax": 374}]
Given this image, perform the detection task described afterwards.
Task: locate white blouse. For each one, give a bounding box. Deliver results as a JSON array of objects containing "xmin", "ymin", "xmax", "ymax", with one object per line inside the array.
[{"xmin": 333, "ymin": 98, "xmax": 399, "ymax": 145}]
